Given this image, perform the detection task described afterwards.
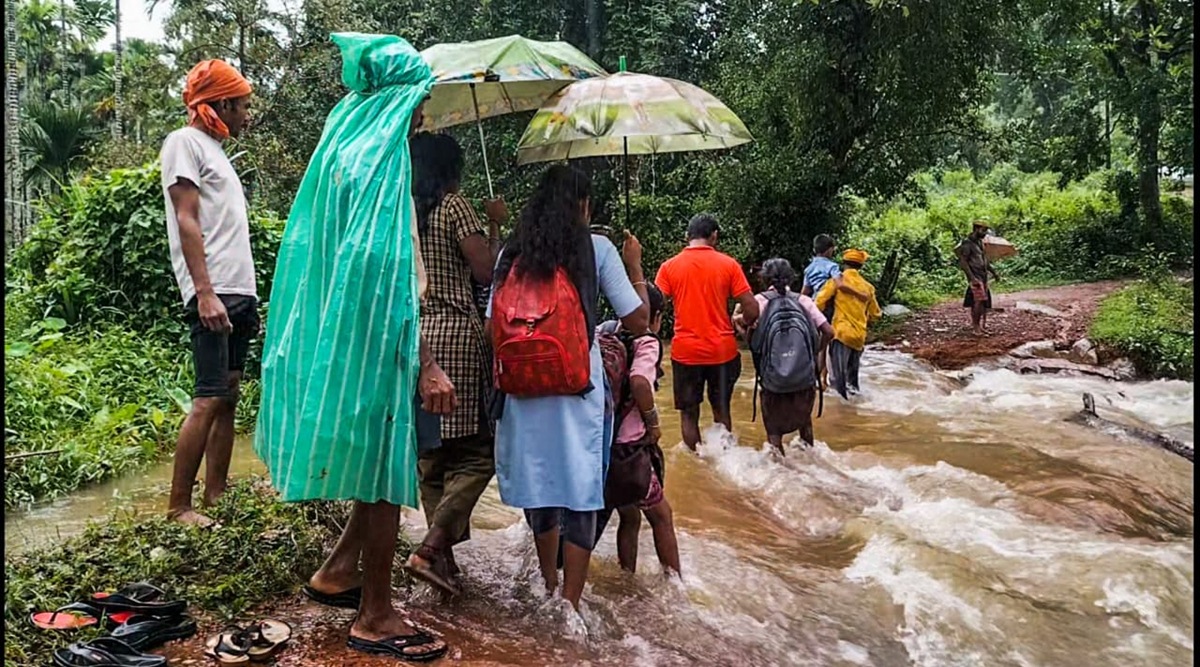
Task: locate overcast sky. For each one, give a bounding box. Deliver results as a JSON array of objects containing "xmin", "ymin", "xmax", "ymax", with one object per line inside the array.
[{"xmin": 97, "ymin": 0, "xmax": 166, "ymax": 49}]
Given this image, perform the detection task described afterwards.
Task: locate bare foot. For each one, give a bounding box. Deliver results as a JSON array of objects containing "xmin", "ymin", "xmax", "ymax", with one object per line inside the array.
[
  {"xmin": 201, "ymin": 485, "xmax": 227, "ymax": 508},
  {"xmin": 351, "ymin": 612, "xmax": 447, "ymax": 656},
  {"xmin": 167, "ymin": 508, "xmax": 216, "ymax": 528}
]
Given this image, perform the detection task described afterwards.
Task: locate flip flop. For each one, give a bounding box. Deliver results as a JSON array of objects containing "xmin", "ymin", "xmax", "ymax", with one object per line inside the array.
[
  {"xmin": 89, "ymin": 583, "xmax": 187, "ymax": 617},
  {"xmin": 243, "ymin": 619, "xmax": 292, "ymax": 662},
  {"xmin": 110, "ymin": 614, "xmax": 198, "ymax": 651},
  {"xmin": 301, "ymin": 584, "xmax": 362, "ymax": 610},
  {"xmin": 30, "ymin": 602, "xmax": 134, "ymax": 631},
  {"xmin": 53, "ymin": 637, "xmax": 167, "ymax": 667},
  {"xmin": 204, "ymin": 627, "xmax": 252, "ymax": 665},
  {"xmin": 347, "ymin": 630, "xmax": 447, "ymax": 663},
  {"xmin": 403, "ymin": 548, "xmax": 461, "ymax": 596}
]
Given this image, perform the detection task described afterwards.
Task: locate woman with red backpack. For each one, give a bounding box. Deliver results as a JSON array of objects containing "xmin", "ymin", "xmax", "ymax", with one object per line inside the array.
[{"xmin": 487, "ymin": 165, "xmax": 649, "ymax": 611}]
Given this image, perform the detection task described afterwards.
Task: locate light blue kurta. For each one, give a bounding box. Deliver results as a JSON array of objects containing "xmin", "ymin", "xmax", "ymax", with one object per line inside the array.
[{"xmin": 488, "ymin": 236, "xmax": 642, "ymax": 511}]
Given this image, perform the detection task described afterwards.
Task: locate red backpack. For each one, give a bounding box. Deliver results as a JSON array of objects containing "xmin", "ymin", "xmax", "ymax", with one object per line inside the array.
[{"xmin": 491, "ymin": 265, "xmax": 591, "ymax": 397}]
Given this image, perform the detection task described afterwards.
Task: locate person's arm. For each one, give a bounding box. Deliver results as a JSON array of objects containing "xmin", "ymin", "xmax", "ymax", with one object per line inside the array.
[
  {"xmin": 454, "ymin": 196, "xmax": 503, "ymax": 286},
  {"xmin": 868, "ymin": 290, "xmax": 883, "ymax": 323},
  {"xmin": 988, "ymin": 264, "xmax": 1001, "ymax": 283},
  {"xmin": 168, "ymin": 180, "xmax": 230, "ymax": 333},
  {"xmin": 955, "ymin": 240, "xmax": 979, "ymax": 285},
  {"xmin": 595, "ymin": 233, "xmax": 648, "ymax": 334},
  {"xmin": 730, "ymin": 261, "xmax": 759, "ymax": 327},
  {"xmin": 814, "ymin": 279, "xmax": 835, "ymax": 312},
  {"xmin": 418, "ymin": 335, "xmax": 457, "ymax": 415},
  {"xmin": 630, "ymin": 373, "xmax": 660, "ymax": 443},
  {"xmin": 628, "ymin": 338, "xmax": 662, "ymax": 442}
]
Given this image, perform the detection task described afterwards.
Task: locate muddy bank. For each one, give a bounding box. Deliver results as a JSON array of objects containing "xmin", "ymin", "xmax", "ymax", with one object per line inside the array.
[{"xmin": 877, "ymin": 280, "xmax": 1126, "ymax": 370}]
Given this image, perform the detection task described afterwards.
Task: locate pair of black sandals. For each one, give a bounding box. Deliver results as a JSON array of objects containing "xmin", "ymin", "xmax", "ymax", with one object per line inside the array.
[{"xmin": 32, "ymin": 582, "xmax": 197, "ymax": 667}]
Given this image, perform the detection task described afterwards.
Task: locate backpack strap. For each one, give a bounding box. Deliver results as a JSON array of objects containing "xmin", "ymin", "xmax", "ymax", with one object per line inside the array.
[{"xmin": 579, "ymin": 234, "xmax": 602, "ymax": 351}]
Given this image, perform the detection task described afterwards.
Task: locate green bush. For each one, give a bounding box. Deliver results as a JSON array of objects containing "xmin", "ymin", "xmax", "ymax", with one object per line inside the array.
[
  {"xmin": 3, "ymin": 481, "xmax": 336, "ymax": 666},
  {"xmin": 844, "ymin": 166, "xmax": 1194, "ymax": 306},
  {"xmin": 8, "ymin": 164, "xmax": 284, "ymax": 335},
  {"xmin": 3, "ymin": 321, "xmax": 194, "ymax": 507},
  {"xmin": 3, "ymin": 163, "xmax": 281, "ymax": 506},
  {"xmin": 1090, "ymin": 277, "xmax": 1194, "ymax": 380}
]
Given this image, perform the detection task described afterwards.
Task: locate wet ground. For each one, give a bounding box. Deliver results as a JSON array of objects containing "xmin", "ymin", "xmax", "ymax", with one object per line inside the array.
[
  {"xmin": 879, "ymin": 280, "xmax": 1126, "ymax": 369},
  {"xmin": 9, "ymin": 343, "xmax": 1192, "ymax": 667}
]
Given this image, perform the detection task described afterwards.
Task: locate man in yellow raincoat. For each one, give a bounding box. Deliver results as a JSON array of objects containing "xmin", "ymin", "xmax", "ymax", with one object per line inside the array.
[{"xmin": 815, "ymin": 249, "xmax": 882, "ymax": 399}]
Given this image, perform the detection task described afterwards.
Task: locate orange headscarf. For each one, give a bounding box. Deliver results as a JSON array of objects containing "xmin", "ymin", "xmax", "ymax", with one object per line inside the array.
[
  {"xmin": 183, "ymin": 60, "xmax": 253, "ymax": 140},
  {"xmin": 842, "ymin": 249, "xmax": 869, "ymax": 265}
]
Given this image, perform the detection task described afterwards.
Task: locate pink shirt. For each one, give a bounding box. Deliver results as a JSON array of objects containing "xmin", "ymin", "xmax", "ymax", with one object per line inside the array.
[
  {"xmin": 616, "ymin": 335, "xmax": 663, "ymax": 445},
  {"xmin": 754, "ymin": 288, "xmax": 828, "ymax": 330}
]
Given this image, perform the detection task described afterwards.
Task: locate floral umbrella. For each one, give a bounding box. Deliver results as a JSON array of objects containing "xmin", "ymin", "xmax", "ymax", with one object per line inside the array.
[
  {"xmin": 419, "ymin": 35, "xmax": 607, "ymax": 196},
  {"xmin": 516, "ymin": 68, "xmax": 753, "ymax": 225}
]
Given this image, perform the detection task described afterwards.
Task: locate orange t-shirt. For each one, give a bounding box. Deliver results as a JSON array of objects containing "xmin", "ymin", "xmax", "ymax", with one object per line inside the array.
[{"xmin": 655, "ymin": 246, "xmax": 752, "ymax": 365}]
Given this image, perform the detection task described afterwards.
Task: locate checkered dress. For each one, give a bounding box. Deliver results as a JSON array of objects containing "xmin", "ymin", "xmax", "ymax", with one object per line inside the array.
[{"xmin": 419, "ymin": 192, "xmax": 490, "ymax": 439}]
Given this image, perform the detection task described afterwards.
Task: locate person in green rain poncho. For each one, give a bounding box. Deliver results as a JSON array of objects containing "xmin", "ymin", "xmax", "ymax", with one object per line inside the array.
[{"xmin": 254, "ymin": 33, "xmax": 454, "ymax": 661}]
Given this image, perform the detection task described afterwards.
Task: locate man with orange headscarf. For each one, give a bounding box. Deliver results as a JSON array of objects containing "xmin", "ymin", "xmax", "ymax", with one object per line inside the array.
[
  {"xmin": 160, "ymin": 59, "xmax": 255, "ymax": 527},
  {"xmin": 815, "ymin": 249, "xmax": 882, "ymax": 399}
]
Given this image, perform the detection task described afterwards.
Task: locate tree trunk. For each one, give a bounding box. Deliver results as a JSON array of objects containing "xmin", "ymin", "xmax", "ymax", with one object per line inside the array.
[
  {"xmin": 585, "ymin": 0, "xmax": 602, "ymax": 59},
  {"xmin": 113, "ymin": 0, "xmax": 124, "ymax": 139},
  {"xmin": 5, "ymin": 0, "xmax": 22, "ymax": 251},
  {"xmin": 1135, "ymin": 84, "xmax": 1163, "ymax": 234}
]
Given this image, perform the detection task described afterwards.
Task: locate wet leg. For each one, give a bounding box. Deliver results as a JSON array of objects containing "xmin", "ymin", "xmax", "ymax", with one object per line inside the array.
[
  {"xmin": 308, "ymin": 502, "xmax": 368, "ymax": 594},
  {"xmin": 532, "ymin": 527, "xmax": 561, "ymax": 594},
  {"xmin": 681, "ymin": 406, "xmax": 702, "ymax": 451},
  {"xmin": 202, "ymin": 372, "xmax": 241, "ymax": 507},
  {"xmin": 767, "ymin": 434, "xmax": 785, "ymax": 456},
  {"xmin": 350, "ymin": 501, "xmax": 447, "ymax": 656},
  {"xmin": 168, "ymin": 397, "xmax": 223, "ymax": 526},
  {"xmin": 616, "ymin": 506, "xmax": 642, "ymax": 572},
  {"xmin": 643, "ymin": 500, "xmax": 681, "ymax": 576}
]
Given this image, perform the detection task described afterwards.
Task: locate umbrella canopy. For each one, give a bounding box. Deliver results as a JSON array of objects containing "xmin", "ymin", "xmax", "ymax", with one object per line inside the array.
[
  {"xmin": 983, "ymin": 235, "xmax": 1018, "ymax": 261},
  {"xmin": 515, "ymin": 71, "xmax": 753, "ymax": 164},
  {"xmin": 418, "ymin": 35, "xmax": 607, "ymax": 131}
]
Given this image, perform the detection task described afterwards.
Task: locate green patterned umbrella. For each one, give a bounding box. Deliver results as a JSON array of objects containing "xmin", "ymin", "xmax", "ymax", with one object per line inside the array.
[
  {"xmin": 419, "ymin": 35, "xmax": 607, "ymax": 196},
  {"xmin": 516, "ymin": 69, "xmax": 753, "ymax": 224}
]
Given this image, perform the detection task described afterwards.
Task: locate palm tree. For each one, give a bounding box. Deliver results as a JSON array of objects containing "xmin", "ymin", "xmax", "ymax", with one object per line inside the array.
[
  {"xmin": 112, "ymin": 0, "xmax": 123, "ymax": 139},
  {"xmin": 20, "ymin": 98, "xmax": 103, "ymax": 193},
  {"xmin": 6, "ymin": 0, "xmax": 24, "ymax": 248}
]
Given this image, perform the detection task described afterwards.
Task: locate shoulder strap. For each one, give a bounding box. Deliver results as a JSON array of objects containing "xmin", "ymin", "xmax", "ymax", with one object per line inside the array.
[{"xmin": 579, "ymin": 234, "xmax": 600, "ymax": 350}]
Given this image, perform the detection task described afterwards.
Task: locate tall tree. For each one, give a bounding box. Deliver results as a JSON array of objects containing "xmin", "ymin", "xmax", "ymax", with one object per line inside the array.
[
  {"xmin": 1087, "ymin": 0, "xmax": 1193, "ymax": 229},
  {"xmin": 112, "ymin": 0, "xmax": 122, "ymax": 139},
  {"xmin": 6, "ymin": 0, "xmax": 22, "ymax": 249}
]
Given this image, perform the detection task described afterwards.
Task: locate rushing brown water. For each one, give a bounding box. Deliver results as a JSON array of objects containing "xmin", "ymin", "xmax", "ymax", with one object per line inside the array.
[{"xmin": 6, "ymin": 349, "xmax": 1194, "ymax": 666}]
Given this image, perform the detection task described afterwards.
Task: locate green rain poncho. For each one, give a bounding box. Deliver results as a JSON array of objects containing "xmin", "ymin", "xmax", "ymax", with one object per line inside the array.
[{"xmin": 255, "ymin": 33, "xmax": 434, "ymax": 505}]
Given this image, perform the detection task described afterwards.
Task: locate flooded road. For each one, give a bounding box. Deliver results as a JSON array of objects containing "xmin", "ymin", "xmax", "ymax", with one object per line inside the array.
[{"xmin": 6, "ymin": 349, "xmax": 1194, "ymax": 666}]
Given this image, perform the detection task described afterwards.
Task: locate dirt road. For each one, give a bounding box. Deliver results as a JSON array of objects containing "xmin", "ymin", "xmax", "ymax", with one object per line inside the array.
[{"xmin": 877, "ymin": 280, "xmax": 1126, "ymax": 369}]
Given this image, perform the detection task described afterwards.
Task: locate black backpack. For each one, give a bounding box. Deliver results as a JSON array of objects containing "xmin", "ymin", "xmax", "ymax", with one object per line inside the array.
[{"xmin": 749, "ymin": 291, "xmax": 822, "ymax": 420}]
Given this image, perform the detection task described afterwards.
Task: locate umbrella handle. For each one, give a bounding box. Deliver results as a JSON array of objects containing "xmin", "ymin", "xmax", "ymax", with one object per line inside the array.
[{"xmin": 470, "ymin": 83, "xmax": 496, "ymax": 199}]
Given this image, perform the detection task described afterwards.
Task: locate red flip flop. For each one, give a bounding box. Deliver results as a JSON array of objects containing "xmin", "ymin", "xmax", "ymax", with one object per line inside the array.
[{"xmin": 29, "ymin": 602, "xmax": 133, "ymax": 631}]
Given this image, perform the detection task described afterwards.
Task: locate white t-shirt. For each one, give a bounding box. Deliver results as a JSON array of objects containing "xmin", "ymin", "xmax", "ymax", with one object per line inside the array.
[{"xmin": 160, "ymin": 126, "xmax": 257, "ymax": 305}]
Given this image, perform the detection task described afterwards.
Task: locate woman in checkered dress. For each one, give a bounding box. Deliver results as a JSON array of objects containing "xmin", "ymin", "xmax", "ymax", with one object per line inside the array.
[{"xmin": 404, "ymin": 132, "xmax": 507, "ymax": 594}]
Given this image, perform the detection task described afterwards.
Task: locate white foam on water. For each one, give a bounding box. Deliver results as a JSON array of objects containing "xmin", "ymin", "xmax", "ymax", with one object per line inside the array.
[
  {"xmin": 1097, "ymin": 576, "xmax": 1194, "ymax": 651},
  {"xmin": 850, "ymin": 351, "xmax": 1194, "ymax": 446}
]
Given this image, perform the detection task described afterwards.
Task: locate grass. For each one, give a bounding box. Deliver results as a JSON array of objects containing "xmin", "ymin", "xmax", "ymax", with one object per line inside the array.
[
  {"xmin": 2, "ymin": 481, "xmax": 385, "ymax": 666},
  {"xmin": 1090, "ymin": 276, "xmax": 1194, "ymax": 380},
  {"xmin": 3, "ymin": 317, "xmax": 261, "ymax": 508}
]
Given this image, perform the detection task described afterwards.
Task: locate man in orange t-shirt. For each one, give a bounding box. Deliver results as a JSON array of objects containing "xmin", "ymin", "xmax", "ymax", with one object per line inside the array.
[{"xmin": 655, "ymin": 214, "xmax": 760, "ymax": 450}]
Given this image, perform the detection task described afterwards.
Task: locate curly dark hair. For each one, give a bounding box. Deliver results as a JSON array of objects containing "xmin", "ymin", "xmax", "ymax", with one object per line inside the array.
[
  {"xmin": 495, "ymin": 164, "xmax": 593, "ymax": 290},
  {"xmin": 760, "ymin": 257, "xmax": 797, "ymax": 294},
  {"xmin": 410, "ymin": 132, "xmax": 464, "ymax": 233}
]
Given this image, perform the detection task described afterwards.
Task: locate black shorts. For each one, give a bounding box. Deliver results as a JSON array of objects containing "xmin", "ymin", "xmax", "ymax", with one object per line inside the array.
[
  {"xmin": 185, "ymin": 294, "xmax": 259, "ymax": 398},
  {"xmin": 671, "ymin": 356, "xmax": 742, "ymax": 412}
]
